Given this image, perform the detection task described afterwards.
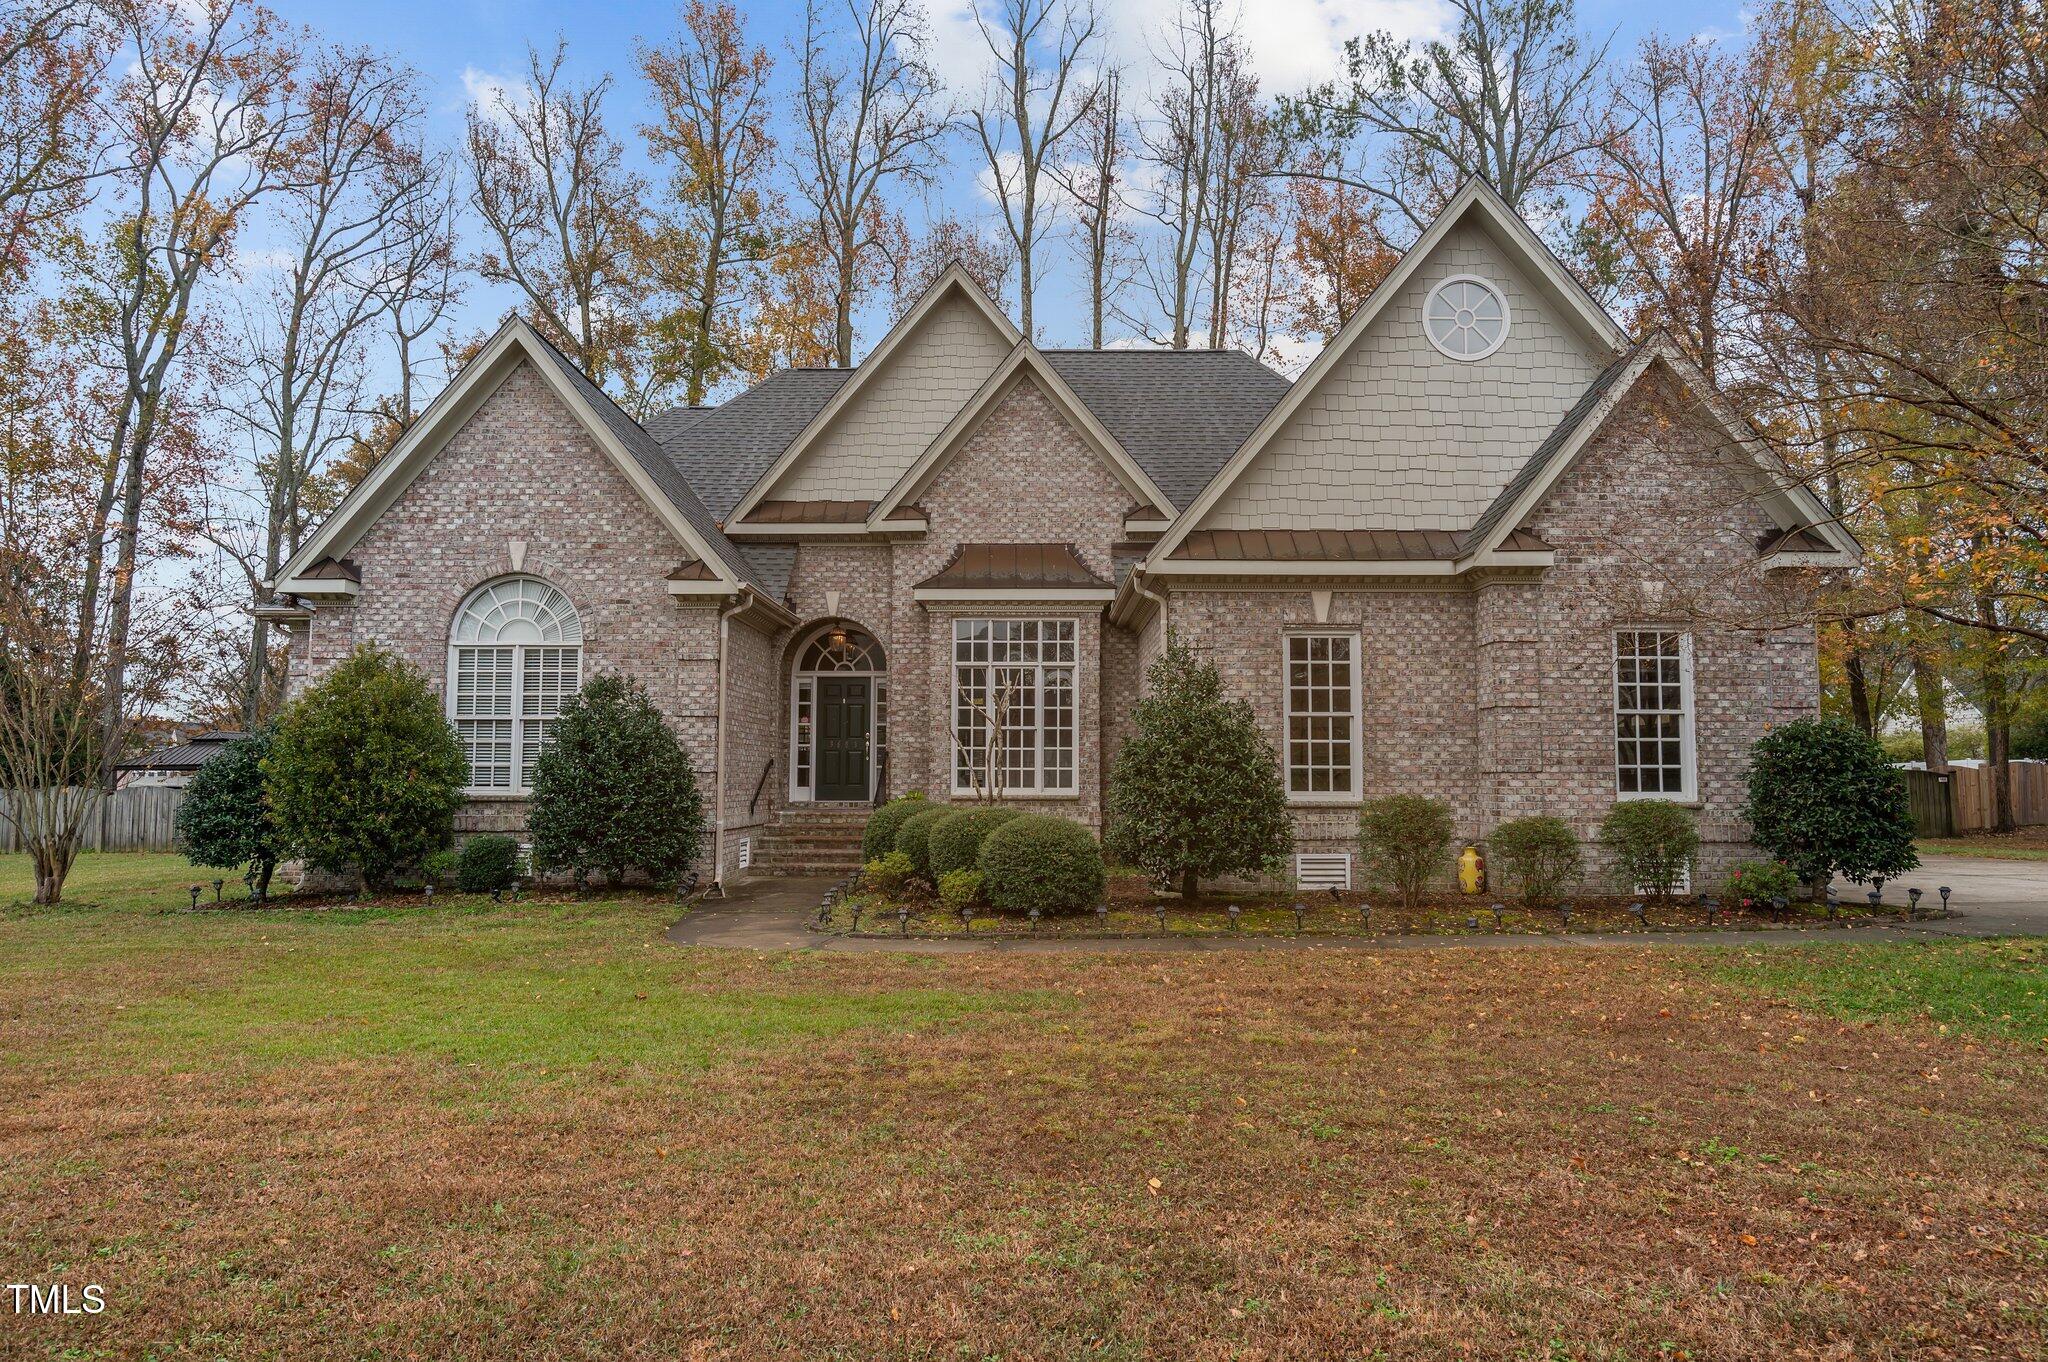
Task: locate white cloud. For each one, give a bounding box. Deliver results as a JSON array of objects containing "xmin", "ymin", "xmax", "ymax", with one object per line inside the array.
[{"xmin": 460, "ymin": 64, "xmax": 534, "ymax": 129}]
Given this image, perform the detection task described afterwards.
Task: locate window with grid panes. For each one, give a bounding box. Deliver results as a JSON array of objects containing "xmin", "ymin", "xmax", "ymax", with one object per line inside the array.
[
  {"xmin": 952, "ymin": 619, "xmax": 1077, "ymax": 794},
  {"xmin": 448, "ymin": 578, "xmax": 582, "ymax": 793},
  {"xmin": 1285, "ymin": 633, "xmax": 1360, "ymax": 797},
  {"xmin": 1613, "ymin": 629, "xmax": 1694, "ymax": 798}
]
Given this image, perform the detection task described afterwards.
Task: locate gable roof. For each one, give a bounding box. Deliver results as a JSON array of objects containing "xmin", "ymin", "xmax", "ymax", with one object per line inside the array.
[
  {"xmin": 1459, "ymin": 336, "xmax": 1861, "ymax": 562},
  {"xmin": 868, "ymin": 342, "xmax": 1177, "ymax": 524},
  {"xmin": 277, "ymin": 318, "xmax": 766, "ymax": 596},
  {"xmin": 654, "ymin": 368, "xmax": 853, "ymax": 520},
  {"xmin": 725, "ymin": 264, "xmax": 1022, "ymax": 524},
  {"xmin": 1147, "ymin": 177, "xmax": 1630, "ymax": 566}
]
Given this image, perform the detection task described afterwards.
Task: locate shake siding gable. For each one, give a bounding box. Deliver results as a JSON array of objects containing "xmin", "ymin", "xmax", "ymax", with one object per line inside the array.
[
  {"xmin": 774, "ymin": 290, "xmax": 1015, "ymax": 502},
  {"xmin": 1203, "ymin": 220, "xmax": 1607, "ymax": 532}
]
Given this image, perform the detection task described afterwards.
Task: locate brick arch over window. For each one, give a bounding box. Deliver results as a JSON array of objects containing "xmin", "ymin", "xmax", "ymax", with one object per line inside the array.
[{"xmin": 448, "ymin": 576, "xmax": 583, "ymax": 793}]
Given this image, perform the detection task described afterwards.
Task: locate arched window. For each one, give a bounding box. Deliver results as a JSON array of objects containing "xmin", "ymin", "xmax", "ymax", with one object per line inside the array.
[
  {"xmin": 799, "ymin": 625, "xmax": 886, "ymax": 673},
  {"xmin": 449, "ymin": 577, "xmax": 583, "ymax": 792}
]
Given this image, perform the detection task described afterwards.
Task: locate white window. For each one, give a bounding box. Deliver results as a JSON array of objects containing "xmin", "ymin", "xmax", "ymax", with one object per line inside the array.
[
  {"xmin": 1614, "ymin": 629, "xmax": 1695, "ymax": 800},
  {"xmin": 952, "ymin": 618, "xmax": 1077, "ymax": 795},
  {"xmin": 1423, "ymin": 275, "xmax": 1510, "ymax": 360},
  {"xmin": 449, "ymin": 578, "xmax": 582, "ymax": 793},
  {"xmin": 1286, "ymin": 633, "xmax": 1362, "ymax": 799}
]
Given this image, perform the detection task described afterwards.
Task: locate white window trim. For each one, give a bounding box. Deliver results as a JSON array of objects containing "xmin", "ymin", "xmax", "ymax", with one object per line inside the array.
[
  {"xmin": 446, "ymin": 642, "xmax": 581, "ymax": 797},
  {"xmin": 950, "ymin": 618, "xmax": 1080, "ymax": 799},
  {"xmin": 1612, "ymin": 627, "xmax": 1698, "ymax": 804},
  {"xmin": 1422, "ymin": 273, "xmax": 1512, "ymax": 361},
  {"xmin": 1284, "ymin": 630, "xmax": 1364, "ymax": 805}
]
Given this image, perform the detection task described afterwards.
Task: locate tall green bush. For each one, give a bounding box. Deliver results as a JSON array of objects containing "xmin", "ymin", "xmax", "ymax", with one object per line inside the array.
[
  {"xmin": 456, "ymin": 834, "xmax": 522, "ymax": 894},
  {"xmin": 1599, "ymin": 800, "xmax": 1698, "ymax": 904},
  {"xmin": 1358, "ymin": 794, "xmax": 1455, "ymax": 908},
  {"xmin": 265, "ymin": 645, "xmax": 465, "ymax": 890},
  {"xmin": 980, "ymin": 813, "xmax": 1105, "ymax": 915},
  {"xmin": 1104, "ymin": 637, "xmax": 1293, "ymax": 898},
  {"xmin": 929, "ymin": 806, "xmax": 1022, "ymax": 878},
  {"xmin": 1486, "ymin": 815, "xmax": 1582, "ymax": 909},
  {"xmin": 862, "ymin": 792, "xmax": 927, "ymax": 861},
  {"xmin": 893, "ymin": 805, "xmax": 953, "ymax": 882},
  {"xmin": 529, "ymin": 674, "xmax": 704, "ymax": 886},
  {"xmin": 1742, "ymin": 717, "xmax": 1918, "ymax": 895},
  {"xmin": 176, "ymin": 729, "xmax": 283, "ymax": 898}
]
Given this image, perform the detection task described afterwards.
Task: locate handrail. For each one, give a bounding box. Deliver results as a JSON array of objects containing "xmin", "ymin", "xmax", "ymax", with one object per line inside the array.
[{"xmin": 749, "ymin": 757, "xmax": 775, "ymax": 816}]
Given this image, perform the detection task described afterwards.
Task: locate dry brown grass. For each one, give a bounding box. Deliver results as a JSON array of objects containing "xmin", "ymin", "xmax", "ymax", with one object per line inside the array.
[{"xmin": 2, "ymin": 876, "xmax": 2044, "ymax": 1359}]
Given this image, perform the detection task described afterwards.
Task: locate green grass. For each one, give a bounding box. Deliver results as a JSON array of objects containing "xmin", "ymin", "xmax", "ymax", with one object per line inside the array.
[
  {"xmin": 1917, "ymin": 837, "xmax": 2048, "ymax": 861},
  {"xmin": 1, "ymin": 852, "xmax": 1033, "ymax": 1082},
  {"xmin": 1708, "ymin": 937, "xmax": 2048, "ymax": 1044}
]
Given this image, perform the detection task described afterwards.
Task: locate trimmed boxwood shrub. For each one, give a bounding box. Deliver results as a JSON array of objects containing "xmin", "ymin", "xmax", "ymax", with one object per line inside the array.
[
  {"xmin": 456, "ymin": 834, "xmax": 521, "ymax": 894},
  {"xmin": 979, "ymin": 813, "xmax": 1105, "ymax": 915},
  {"xmin": 864, "ymin": 851, "xmax": 914, "ymax": 897},
  {"xmin": 1721, "ymin": 858, "xmax": 1801, "ymax": 907},
  {"xmin": 1599, "ymin": 799, "xmax": 1699, "ymax": 903},
  {"xmin": 929, "ymin": 806, "xmax": 1023, "ymax": 879},
  {"xmin": 894, "ymin": 805, "xmax": 953, "ymax": 881},
  {"xmin": 938, "ymin": 867, "xmax": 984, "ymax": 914},
  {"xmin": 1486, "ymin": 815, "xmax": 1582, "ymax": 909},
  {"xmin": 1742, "ymin": 717, "xmax": 1918, "ymax": 895},
  {"xmin": 862, "ymin": 793, "xmax": 927, "ymax": 861},
  {"xmin": 1358, "ymin": 794, "xmax": 1455, "ymax": 908}
]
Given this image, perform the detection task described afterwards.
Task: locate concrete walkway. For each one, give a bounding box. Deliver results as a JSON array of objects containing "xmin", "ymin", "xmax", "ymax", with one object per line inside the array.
[{"xmin": 665, "ymin": 852, "xmax": 2048, "ymax": 955}]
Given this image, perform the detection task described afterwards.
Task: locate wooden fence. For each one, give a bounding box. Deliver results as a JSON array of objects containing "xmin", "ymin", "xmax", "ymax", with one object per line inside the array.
[
  {"xmin": 0, "ymin": 785, "xmax": 187, "ymax": 853},
  {"xmin": 1899, "ymin": 761, "xmax": 2048, "ymax": 838}
]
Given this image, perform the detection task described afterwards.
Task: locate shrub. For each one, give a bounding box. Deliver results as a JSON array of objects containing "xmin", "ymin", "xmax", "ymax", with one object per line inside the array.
[
  {"xmin": 175, "ymin": 728, "xmax": 284, "ymax": 898},
  {"xmin": 862, "ymin": 793, "xmax": 928, "ymax": 862},
  {"xmin": 529, "ymin": 674, "xmax": 704, "ymax": 887},
  {"xmin": 938, "ymin": 868, "xmax": 984, "ymax": 914},
  {"xmin": 1721, "ymin": 859, "xmax": 1802, "ymax": 907},
  {"xmin": 1104, "ymin": 637, "xmax": 1293, "ymax": 898},
  {"xmin": 864, "ymin": 851, "xmax": 914, "ymax": 898},
  {"xmin": 1358, "ymin": 795, "xmax": 1455, "ymax": 908},
  {"xmin": 1599, "ymin": 800, "xmax": 1699, "ymax": 904},
  {"xmin": 1742, "ymin": 717, "xmax": 1918, "ymax": 895},
  {"xmin": 456, "ymin": 834, "xmax": 522, "ymax": 894},
  {"xmin": 893, "ymin": 805, "xmax": 953, "ymax": 882},
  {"xmin": 422, "ymin": 848, "xmax": 462, "ymax": 885},
  {"xmin": 1487, "ymin": 815, "xmax": 1582, "ymax": 909},
  {"xmin": 979, "ymin": 813, "xmax": 1105, "ymax": 915},
  {"xmin": 265, "ymin": 645, "xmax": 466, "ymax": 890},
  {"xmin": 929, "ymin": 806, "xmax": 1022, "ymax": 879}
]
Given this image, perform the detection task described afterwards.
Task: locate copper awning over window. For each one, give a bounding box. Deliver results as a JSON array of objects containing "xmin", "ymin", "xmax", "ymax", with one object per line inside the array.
[
  {"xmin": 914, "ymin": 542, "xmax": 1112, "ymax": 592},
  {"xmin": 1170, "ymin": 528, "xmax": 1551, "ymax": 561}
]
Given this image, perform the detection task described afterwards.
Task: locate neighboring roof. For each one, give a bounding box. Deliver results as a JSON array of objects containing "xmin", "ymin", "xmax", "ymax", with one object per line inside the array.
[
  {"xmin": 117, "ymin": 731, "xmax": 242, "ymax": 772},
  {"xmin": 1461, "ymin": 346, "xmax": 1641, "ymax": 553},
  {"xmin": 520, "ymin": 328, "xmax": 769, "ymax": 594},
  {"xmin": 1040, "ymin": 350, "xmax": 1292, "ymax": 509},
  {"xmin": 915, "ymin": 542, "xmax": 1111, "ymax": 592},
  {"xmin": 1174, "ymin": 528, "xmax": 1552, "ymax": 562},
  {"xmin": 655, "ymin": 369, "xmax": 853, "ymax": 520}
]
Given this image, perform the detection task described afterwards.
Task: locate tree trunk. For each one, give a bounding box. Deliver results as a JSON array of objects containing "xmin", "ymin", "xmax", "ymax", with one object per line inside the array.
[
  {"xmin": 32, "ymin": 836, "xmax": 76, "ymax": 905},
  {"xmin": 1839, "ymin": 622, "xmax": 1874, "ymax": 734},
  {"xmin": 1911, "ymin": 650, "xmax": 1948, "ymax": 770},
  {"xmin": 1179, "ymin": 867, "xmax": 1197, "ymax": 901},
  {"xmin": 255, "ymin": 860, "xmax": 275, "ymax": 902}
]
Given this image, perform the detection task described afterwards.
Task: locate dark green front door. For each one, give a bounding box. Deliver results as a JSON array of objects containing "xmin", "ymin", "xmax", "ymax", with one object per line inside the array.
[{"xmin": 817, "ymin": 677, "xmax": 871, "ymax": 801}]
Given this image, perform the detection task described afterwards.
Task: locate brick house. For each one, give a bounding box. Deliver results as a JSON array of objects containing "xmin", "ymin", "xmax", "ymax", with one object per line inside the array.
[{"xmin": 268, "ymin": 180, "xmax": 1858, "ymax": 887}]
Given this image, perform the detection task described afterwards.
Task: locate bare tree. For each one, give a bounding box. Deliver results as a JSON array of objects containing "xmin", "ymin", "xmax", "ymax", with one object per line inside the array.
[
  {"xmin": 373, "ymin": 176, "xmax": 463, "ymax": 430},
  {"xmin": 1053, "ymin": 68, "xmax": 1129, "ymax": 347},
  {"xmin": 75, "ymin": 0, "xmax": 305, "ymax": 786},
  {"xmin": 1134, "ymin": 0, "xmax": 1232, "ymax": 349},
  {"xmin": 968, "ymin": 0, "xmax": 1100, "ymax": 339},
  {"xmin": 1282, "ymin": 0, "xmax": 1613, "ymax": 230},
  {"xmin": 0, "ymin": 0, "xmax": 108, "ymax": 289},
  {"xmin": 231, "ymin": 46, "xmax": 436, "ymax": 726},
  {"xmin": 1202, "ymin": 44, "xmax": 1276, "ymax": 349},
  {"xmin": 466, "ymin": 39, "xmax": 652, "ymax": 401},
  {"xmin": 793, "ymin": 0, "xmax": 948, "ymax": 366},
  {"xmin": 639, "ymin": 0, "xmax": 779, "ymax": 406}
]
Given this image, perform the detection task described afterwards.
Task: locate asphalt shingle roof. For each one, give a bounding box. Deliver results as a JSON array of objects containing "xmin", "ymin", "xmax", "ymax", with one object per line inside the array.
[
  {"xmin": 1461, "ymin": 345, "xmax": 1643, "ymax": 553},
  {"xmin": 652, "ymin": 369, "xmax": 853, "ymax": 520}
]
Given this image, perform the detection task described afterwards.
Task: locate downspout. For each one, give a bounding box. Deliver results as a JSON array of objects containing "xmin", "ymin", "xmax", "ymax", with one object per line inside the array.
[
  {"xmin": 1134, "ymin": 567, "xmax": 1169, "ymax": 641},
  {"xmin": 712, "ymin": 590, "xmax": 745, "ymax": 893}
]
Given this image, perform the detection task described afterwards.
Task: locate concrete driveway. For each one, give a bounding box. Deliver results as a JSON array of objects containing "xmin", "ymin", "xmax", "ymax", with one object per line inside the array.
[{"xmin": 1864, "ymin": 852, "xmax": 2048, "ymax": 937}]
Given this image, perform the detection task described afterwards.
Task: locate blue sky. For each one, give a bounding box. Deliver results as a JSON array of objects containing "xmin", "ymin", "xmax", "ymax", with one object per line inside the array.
[{"xmin": 270, "ymin": 0, "xmax": 1751, "ymax": 389}]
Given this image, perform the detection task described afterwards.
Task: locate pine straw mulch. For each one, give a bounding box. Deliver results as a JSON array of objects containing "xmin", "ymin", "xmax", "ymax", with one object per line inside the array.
[{"xmin": 2, "ymin": 932, "xmax": 2043, "ymax": 1360}]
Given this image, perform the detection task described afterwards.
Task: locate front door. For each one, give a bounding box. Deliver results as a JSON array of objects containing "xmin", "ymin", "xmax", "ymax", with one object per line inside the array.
[{"xmin": 816, "ymin": 677, "xmax": 871, "ymax": 801}]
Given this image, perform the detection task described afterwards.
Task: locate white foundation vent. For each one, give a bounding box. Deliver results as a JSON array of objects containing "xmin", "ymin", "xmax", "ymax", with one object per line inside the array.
[{"xmin": 1294, "ymin": 853, "xmax": 1353, "ymax": 891}]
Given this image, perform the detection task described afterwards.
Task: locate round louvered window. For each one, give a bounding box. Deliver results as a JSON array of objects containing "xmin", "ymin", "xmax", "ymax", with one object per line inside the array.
[{"xmin": 1423, "ymin": 275, "xmax": 1510, "ymax": 361}]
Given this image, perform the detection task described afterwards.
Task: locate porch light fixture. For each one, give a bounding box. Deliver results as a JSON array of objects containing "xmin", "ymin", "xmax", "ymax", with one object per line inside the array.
[{"xmin": 828, "ymin": 624, "xmax": 848, "ymax": 650}]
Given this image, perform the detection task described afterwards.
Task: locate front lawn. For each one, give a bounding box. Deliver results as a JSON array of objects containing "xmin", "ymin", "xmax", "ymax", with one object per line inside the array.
[
  {"xmin": 1920, "ymin": 829, "xmax": 2048, "ymax": 861},
  {"xmin": 3, "ymin": 853, "xmax": 2045, "ymax": 1359}
]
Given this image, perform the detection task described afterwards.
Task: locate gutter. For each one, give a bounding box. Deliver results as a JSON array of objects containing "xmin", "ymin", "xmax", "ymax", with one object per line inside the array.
[{"xmin": 711, "ymin": 592, "xmax": 745, "ymax": 895}]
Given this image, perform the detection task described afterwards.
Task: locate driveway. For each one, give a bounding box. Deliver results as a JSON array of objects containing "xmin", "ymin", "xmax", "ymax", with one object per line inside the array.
[{"xmin": 668, "ymin": 855, "xmax": 2048, "ymax": 954}]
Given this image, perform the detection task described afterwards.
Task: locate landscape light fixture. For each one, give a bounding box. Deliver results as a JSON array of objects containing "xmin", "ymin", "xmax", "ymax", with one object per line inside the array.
[
  {"xmin": 1227, "ymin": 903, "xmax": 1241, "ymax": 930},
  {"xmin": 1292, "ymin": 902, "xmax": 1306, "ymax": 933},
  {"xmin": 1939, "ymin": 885, "xmax": 1952, "ymax": 911}
]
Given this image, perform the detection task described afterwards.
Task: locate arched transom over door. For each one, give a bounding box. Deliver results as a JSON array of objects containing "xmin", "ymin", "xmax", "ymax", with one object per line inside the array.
[
  {"xmin": 790, "ymin": 623, "xmax": 887, "ymax": 803},
  {"xmin": 448, "ymin": 577, "xmax": 583, "ymax": 793}
]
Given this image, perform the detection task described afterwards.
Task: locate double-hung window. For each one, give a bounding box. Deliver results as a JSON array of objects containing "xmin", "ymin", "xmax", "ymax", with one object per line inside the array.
[
  {"xmin": 449, "ymin": 578, "xmax": 583, "ymax": 793},
  {"xmin": 952, "ymin": 618, "xmax": 1077, "ymax": 795},
  {"xmin": 1286, "ymin": 633, "xmax": 1361, "ymax": 799},
  {"xmin": 1614, "ymin": 628, "xmax": 1695, "ymax": 799}
]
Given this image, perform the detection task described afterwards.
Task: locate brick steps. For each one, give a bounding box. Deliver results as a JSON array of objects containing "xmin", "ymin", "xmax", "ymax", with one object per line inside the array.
[{"xmin": 749, "ymin": 803, "xmax": 874, "ymax": 876}]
